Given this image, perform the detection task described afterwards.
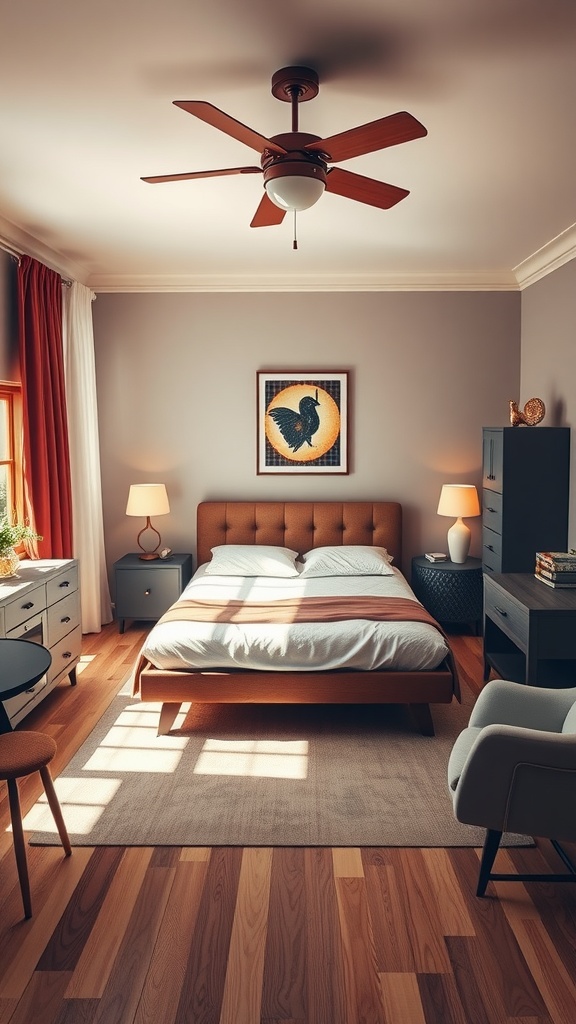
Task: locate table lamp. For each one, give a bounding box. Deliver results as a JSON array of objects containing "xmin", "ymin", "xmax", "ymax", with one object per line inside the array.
[
  {"xmin": 437, "ymin": 484, "xmax": 480, "ymax": 563},
  {"xmin": 126, "ymin": 483, "xmax": 170, "ymax": 560}
]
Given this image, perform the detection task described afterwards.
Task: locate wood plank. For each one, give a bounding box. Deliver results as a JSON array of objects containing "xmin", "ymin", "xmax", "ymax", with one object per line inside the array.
[
  {"xmin": 91, "ymin": 856, "xmax": 177, "ymax": 1024},
  {"xmin": 174, "ymin": 846, "xmax": 243, "ymax": 1024},
  {"xmin": 332, "ymin": 847, "xmax": 364, "ymax": 878},
  {"xmin": 261, "ymin": 847, "xmax": 307, "ymax": 1021},
  {"xmin": 219, "ymin": 847, "xmax": 273, "ymax": 1024},
  {"xmin": 387, "ymin": 849, "xmax": 452, "ymax": 973},
  {"xmin": 36, "ymin": 847, "xmax": 125, "ymax": 971},
  {"xmin": 304, "ymin": 847, "xmax": 347, "ymax": 1024},
  {"xmin": 378, "ymin": 972, "xmax": 426, "ymax": 1024},
  {"xmin": 5, "ymin": 971, "xmax": 71, "ymax": 1024},
  {"xmin": 416, "ymin": 972, "xmax": 470, "ymax": 1024},
  {"xmin": 0, "ymin": 848, "xmax": 93, "ymax": 1001},
  {"xmin": 504, "ymin": 917, "xmax": 576, "ymax": 1024},
  {"xmin": 133, "ymin": 858, "xmax": 208, "ymax": 1024},
  {"xmin": 335, "ymin": 876, "xmax": 384, "ymax": 1024},
  {"xmin": 420, "ymin": 848, "xmax": 475, "ymax": 936},
  {"xmin": 362, "ymin": 862, "xmax": 416, "ymax": 973},
  {"xmin": 66, "ymin": 847, "xmax": 154, "ymax": 998}
]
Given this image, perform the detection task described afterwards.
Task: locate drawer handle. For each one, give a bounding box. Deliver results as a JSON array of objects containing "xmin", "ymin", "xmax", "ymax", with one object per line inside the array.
[
  {"xmin": 144, "ymin": 589, "xmax": 151, "ymax": 596},
  {"xmin": 486, "ymin": 507, "xmax": 497, "ymax": 513},
  {"xmin": 21, "ymin": 601, "xmax": 34, "ymax": 610},
  {"xmin": 25, "ymin": 686, "xmax": 37, "ymax": 693},
  {"xmin": 59, "ymin": 580, "xmax": 70, "ymax": 588},
  {"xmin": 60, "ymin": 615, "xmax": 71, "ymax": 623},
  {"xmin": 495, "ymin": 606, "xmax": 508, "ymax": 617},
  {"xmin": 485, "ymin": 544, "xmax": 495, "ymax": 552},
  {"xmin": 62, "ymin": 651, "xmax": 72, "ymax": 660}
]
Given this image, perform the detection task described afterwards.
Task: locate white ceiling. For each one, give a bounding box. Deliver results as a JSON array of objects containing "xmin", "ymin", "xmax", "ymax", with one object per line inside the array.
[{"xmin": 1, "ymin": 0, "xmax": 575, "ymax": 292}]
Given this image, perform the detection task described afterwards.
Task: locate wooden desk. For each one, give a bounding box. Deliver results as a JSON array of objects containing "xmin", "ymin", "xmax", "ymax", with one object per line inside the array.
[
  {"xmin": 484, "ymin": 572, "xmax": 576, "ymax": 686},
  {"xmin": 0, "ymin": 639, "xmax": 52, "ymax": 733}
]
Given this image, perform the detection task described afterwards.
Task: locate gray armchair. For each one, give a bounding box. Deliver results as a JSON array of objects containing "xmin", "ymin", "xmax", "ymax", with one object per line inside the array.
[{"xmin": 448, "ymin": 678, "xmax": 576, "ymax": 896}]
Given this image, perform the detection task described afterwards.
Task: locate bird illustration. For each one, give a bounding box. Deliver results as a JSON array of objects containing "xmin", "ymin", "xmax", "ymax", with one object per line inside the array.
[
  {"xmin": 509, "ymin": 398, "xmax": 545, "ymax": 426},
  {"xmin": 268, "ymin": 391, "xmax": 321, "ymax": 452}
]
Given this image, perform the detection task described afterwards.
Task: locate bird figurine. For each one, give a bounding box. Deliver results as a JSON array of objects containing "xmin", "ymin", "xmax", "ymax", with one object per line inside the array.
[
  {"xmin": 268, "ymin": 390, "xmax": 321, "ymax": 452},
  {"xmin": 509, "ymin": 398, "xmax": 545, "ymax": 426}
]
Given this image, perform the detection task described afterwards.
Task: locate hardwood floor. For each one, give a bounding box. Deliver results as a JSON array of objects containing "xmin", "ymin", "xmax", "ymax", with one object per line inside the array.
[{"xmin": 1, "ymin": 624, "xmax": 576, "ymax": 1023}]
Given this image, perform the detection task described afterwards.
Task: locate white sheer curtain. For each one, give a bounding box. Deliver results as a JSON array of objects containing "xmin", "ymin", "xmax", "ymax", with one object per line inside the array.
[{"xmin": 62, "ymin": 281, "xmax": 112, "ymax": 632}]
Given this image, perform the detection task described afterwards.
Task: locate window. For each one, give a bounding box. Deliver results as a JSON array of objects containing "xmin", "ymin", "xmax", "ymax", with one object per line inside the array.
[{"xmin": 0, "ymin": 381, "xmax": 23, "ymax": 524}]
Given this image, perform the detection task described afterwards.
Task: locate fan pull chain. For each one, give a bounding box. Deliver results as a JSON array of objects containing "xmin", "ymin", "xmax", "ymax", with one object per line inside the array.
[{"xmin": 293, "ymin": 210, "xmax": 298, "ymax": 250}]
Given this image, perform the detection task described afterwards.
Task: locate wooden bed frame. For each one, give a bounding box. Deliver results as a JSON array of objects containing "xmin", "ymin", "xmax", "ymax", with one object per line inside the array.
[{"xmin": 135, "ymin": 501, "xmax": 458, "ymax": 736}]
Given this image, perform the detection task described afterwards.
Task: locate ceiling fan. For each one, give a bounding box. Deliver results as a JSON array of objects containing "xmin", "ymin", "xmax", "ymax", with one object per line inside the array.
[{"xmin": 141, "ymin": 66, "xmax": 427, "ymax": 232}]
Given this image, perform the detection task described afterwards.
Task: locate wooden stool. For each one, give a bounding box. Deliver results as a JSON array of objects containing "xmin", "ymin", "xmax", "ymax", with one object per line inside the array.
[{"xmin": 0, "ymin": 731, "xmax": 71, "ymax": 919}]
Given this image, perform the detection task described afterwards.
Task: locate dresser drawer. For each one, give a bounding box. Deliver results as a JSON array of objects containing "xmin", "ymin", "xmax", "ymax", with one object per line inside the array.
[
  {"xmin": 48, "ymin": 625, "xmax": 82, "ymax": 684},
  {"xmin": 482, "ymin": 527, "xmax": 502, "ymax": 573},
  {"xmin": 484, "ymin": 578, "xmax": 529, "ymax": 647},
  {"xmin": 482, "ymin": 489, "xmax": 503, "ymax": 533},
  {"xmin": 4, "ymin": 583, "xmax": 47, "ymax": 633},
  {"xmin": 3, "ymin": 674, "xmax": 48, "ymax": 724},
  {"xmin": 47, "ymin": 590, "xmax": 80, "ymax": 647},
  {"xmin": 46, "ymin": 562, "xmax": 78, "ymax": 604}
]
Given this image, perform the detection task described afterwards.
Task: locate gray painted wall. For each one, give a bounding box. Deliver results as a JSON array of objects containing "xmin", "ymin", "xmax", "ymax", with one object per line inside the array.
[{"xmin": 93, "ymin": 290, "xmax": 520, "ymax": 573}]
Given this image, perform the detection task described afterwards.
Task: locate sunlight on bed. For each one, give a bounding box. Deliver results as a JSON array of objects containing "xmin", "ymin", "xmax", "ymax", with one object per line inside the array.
[
  {"xmin": 194, "ymin": 738, "xmax": 308, "ymax": 779},
  {"xmin": 21, "ymin": 777, "xmax": 122, "ymax": 835}
]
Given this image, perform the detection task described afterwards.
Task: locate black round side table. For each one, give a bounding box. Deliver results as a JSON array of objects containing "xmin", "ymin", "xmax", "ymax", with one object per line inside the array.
[
  {"xmin": 0, "ymin": 639, "xmax": 52, "ymax": 733},
  {"xmin": 411, "ymin": 556, "xmax": 483, "ymax": 634}
]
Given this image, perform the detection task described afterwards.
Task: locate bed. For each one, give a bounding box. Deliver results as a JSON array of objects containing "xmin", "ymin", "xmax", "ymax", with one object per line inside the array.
[{"xmin": 133, "ymin": 501, "xmax": 460, "ymax": 736}]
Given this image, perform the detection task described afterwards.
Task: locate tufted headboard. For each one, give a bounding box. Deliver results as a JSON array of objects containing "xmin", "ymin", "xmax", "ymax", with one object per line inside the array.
[{"xmin": 196, "ymin": 501, "xmax": 402, "ymax": 570}]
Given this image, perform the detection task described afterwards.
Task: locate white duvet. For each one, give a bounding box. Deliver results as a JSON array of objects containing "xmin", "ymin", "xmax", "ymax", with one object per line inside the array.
[{"xmin": 140, "ymin": 564, "xmax": 449, "ymax": 673}]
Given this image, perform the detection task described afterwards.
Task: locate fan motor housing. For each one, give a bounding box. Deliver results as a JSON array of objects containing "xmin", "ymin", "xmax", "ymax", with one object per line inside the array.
[{"xmin": 261, "ymin": 133, "xmax": 328, "ymax": 186}]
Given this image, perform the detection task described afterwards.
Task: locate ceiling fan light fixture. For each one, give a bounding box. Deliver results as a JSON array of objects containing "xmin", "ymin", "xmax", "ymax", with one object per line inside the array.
[
  {"xmin": 263, "ymin": 159, "xmax": 326, "ymax": 212},
  {"xmin": 265, "ymin": 175, "xmax": 325, "ymax": 212}
]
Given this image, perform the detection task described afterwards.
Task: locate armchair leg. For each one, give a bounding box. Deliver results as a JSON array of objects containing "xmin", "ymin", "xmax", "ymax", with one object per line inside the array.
[{"xmin": 477, "ymin": 828, "xmax": 502, "ymax": 897}]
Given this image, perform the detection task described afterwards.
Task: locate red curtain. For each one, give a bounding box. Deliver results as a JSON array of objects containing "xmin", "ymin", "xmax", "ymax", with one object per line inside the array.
[{"xmin": 17, "ymin": 255, "xmax": 73, "ymax": 558}]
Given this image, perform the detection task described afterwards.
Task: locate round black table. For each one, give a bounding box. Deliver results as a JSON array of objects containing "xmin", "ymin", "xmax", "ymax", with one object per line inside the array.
[{"xmin": 0, "ymin": 639, "xmax": 52, "ymax": 733}]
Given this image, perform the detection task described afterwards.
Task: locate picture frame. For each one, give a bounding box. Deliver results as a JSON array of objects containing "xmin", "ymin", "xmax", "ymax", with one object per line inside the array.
[{"xmin": 257, "ymin": 370, "xmax": 349, "ymax": 475}]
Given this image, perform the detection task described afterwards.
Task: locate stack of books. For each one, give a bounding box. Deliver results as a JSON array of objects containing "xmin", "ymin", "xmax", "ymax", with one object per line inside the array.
[
  {"xmin": 425, "ymin": 552, "xmax": 448, "ymax": 563},
  {"xmin": 535, "ymin": 551, "xmax": 576, "ymax": 588}
]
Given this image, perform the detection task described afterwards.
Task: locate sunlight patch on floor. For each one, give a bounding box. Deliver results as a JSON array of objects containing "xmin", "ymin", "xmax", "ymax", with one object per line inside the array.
[
  {"xmin": 80, "ymin": 702, "xmax": 189, "ymax": 773},
  {"xmin": 194, "ymin": 738, "xmax": 309, "ymax": 779},
  {"xmin": 22, "ymin": 777, "xmax": 122, "ymax": 835}
]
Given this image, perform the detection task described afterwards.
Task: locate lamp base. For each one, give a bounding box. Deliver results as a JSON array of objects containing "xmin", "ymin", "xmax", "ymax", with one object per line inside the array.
[
  {"xmin": 447, "ymin": 517, "xmax": 471, "ymax": 564},
  {"xmin": 138, "ymin": 552, "xmax": 159, "ymax": 560}
]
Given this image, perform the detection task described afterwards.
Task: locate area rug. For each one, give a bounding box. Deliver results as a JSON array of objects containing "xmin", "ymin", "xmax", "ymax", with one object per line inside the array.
[{"xmin": 29, "ymin": 679, "xmax": 531, "ymax": 847}]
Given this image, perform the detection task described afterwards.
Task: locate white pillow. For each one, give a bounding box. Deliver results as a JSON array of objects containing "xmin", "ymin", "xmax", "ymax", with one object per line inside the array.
[
  {"xmin": 204, "ymin": 544, "xmax": 300, "ymax": 577},
  {"xmin": 299, "ymin": 545, "xmax": 395, "ymax": 578}
]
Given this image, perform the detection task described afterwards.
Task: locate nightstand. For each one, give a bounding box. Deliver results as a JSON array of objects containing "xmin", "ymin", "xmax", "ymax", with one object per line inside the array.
[
  {"xmin": 484, "ymin": 572, "xmax": 576, "ymax": 686},
  {"xmin": 114, "ymin": 553, "xmax": 193, "ymax": 633},
  {"xmin": 411, "ymin": 556, "xmax": 483, "ymax": 633}
]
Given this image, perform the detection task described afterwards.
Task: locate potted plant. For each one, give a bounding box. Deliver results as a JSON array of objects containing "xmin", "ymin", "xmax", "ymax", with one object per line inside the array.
[{"xmin": 0, "ymin": 515, "xmax": 42, "ymax": 577}]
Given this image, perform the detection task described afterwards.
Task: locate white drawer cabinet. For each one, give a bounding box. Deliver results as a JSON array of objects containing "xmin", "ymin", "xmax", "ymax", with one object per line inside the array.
[{"xmin": 0, "ymin": 559, "xmax": 81, "ymax": 726}]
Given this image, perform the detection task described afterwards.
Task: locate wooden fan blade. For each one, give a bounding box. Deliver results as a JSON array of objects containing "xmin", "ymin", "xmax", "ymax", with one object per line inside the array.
[
  {"xmin": 325, "ymin": 167, "xmax": 409, "ymax": 209},
  {"xmin": 250, "ymin": 193, "xmax": 287, "ymax": 228},
  {"xmin": 306, "ymin": 111, "xmax": 427, "ymax": 163},
  {"xmin": 173, "ymin": 101, "xmax": 287, "ymax": 155},
  {"xmin": 141, "ymin": 167, "xmax": 261, "ymax": 183}
]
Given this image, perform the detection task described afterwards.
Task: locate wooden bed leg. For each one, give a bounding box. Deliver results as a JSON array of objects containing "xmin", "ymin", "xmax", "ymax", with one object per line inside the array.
[
  {"xmin": 158, "ymin": 702, "xmax": 182, "ymax": 736},
  {"xmin": 409, "ymin": 703, "xmax": 435, "ymax": 736}
]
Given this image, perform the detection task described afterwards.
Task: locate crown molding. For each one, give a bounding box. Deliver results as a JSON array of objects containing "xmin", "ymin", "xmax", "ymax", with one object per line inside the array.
[
  {"xmin": 513, "ymin": 222, "xmax": 576, "ymax": 289},
  {"xmin": 88, "ymin": 270, "xmax": 519, "ymax": 293},
  {"xmin": 0, "ymin": 214, "xmax": 88, "ymax": 283}
]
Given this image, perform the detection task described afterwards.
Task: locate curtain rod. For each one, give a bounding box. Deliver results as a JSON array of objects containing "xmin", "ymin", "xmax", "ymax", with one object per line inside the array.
[
  {"xmin": 0, "ymin": 236, "xmax": 73, "ymax": 286},
  {"xmin": 0, "ymin": 238, "xmax": 22, "ymax": 262}
]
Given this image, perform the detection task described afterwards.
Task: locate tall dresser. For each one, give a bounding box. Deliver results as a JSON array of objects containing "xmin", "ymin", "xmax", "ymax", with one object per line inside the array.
[
  {"xmin": 0, "ymin": 559, "xmax": 81, "ymax": 726},
  {"xmin": 482, "ymin": 426, "xmax": 570, "ymax": 574}
]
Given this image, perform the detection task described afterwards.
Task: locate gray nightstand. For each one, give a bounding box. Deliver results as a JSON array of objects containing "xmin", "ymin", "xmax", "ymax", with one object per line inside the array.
[
  {"xmin": 114, "ymin": 553, "xmax": 193, "ymax": 633},
  {"xmin": 411, "ymin": 556, "xmax": 483, "ymax": 634}
]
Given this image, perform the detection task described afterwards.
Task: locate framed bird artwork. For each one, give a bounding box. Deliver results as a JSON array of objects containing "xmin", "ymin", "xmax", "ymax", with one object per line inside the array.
[{"xmin": 257, "ymin": 370, "xmax": 349, "ymax": 474}]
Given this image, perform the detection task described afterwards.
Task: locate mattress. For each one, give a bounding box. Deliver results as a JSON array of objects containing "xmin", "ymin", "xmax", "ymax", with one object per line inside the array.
[{"xmin": 140, "ymin": 564, "xmax": 449, "ymax": 673}]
